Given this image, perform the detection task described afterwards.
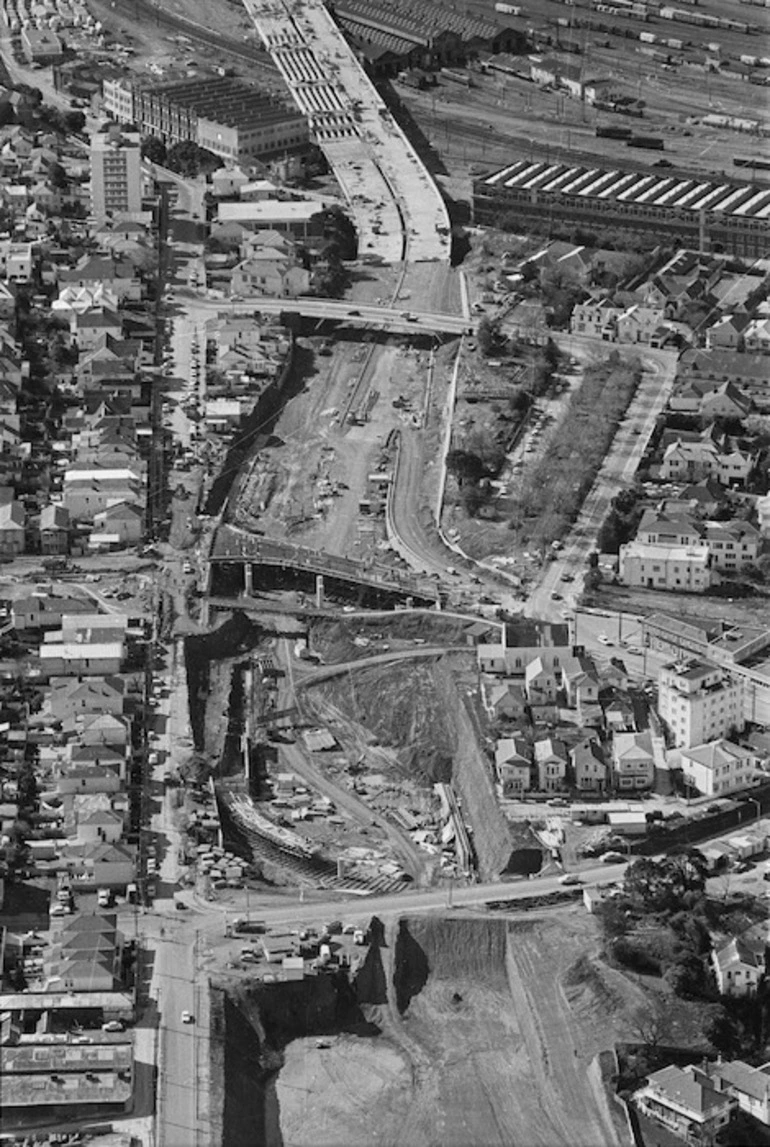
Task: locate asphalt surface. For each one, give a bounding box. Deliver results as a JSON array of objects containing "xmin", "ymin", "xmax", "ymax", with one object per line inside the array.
[{"xmin": 171, "ymin": 293, "xmax": 471, "ymax": 333}]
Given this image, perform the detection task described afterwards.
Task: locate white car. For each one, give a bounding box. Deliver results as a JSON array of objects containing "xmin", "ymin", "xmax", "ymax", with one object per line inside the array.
[
  {"xmin": 597, "ymin": 634, "xmax": 612, "ymax": 646},
  {"xmin": 559, "ymin": 874, "xmax": 582, "ymax": 886},
  {"xmin": 181, "ymin": 1010, "xmax": 194, "ymax": 1024}
]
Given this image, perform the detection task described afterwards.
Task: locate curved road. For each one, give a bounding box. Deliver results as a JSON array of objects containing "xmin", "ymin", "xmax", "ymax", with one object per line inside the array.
[{"xmin": 387, "ymin": 337, "xmax": 678, "ymax": 612}]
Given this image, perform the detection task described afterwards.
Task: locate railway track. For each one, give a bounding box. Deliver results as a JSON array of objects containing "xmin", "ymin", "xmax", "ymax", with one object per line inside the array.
[{"xmin": 128, "ymin": 0, "xmax": 279, "ymax": 80}]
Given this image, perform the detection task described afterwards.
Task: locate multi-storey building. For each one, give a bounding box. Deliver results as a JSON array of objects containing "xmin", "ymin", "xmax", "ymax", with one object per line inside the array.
[
  {"xmin": 89, "ymin": 124, "xmax": 142, "ymax": 224},
  {"xmin": 618, "ymin": 540, "xmax": 714, "ymax": 592},
  {"xmin": 643, "ymin": 614, "xmax": 770, "ymax": 727},
  {"xmin": 658, "ymin": 660, "xmax": 744, "ymax": 748},
  {"xmin": 103, "ymin": 77, "xmax": 308, "ymax": 163}
]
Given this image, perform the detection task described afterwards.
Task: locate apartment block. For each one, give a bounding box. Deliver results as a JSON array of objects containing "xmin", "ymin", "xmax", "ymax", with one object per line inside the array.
[
  {"xmin": 658, "ymin": 659, "xmax": 744, "ymax": 748},
  {"xmin": 90, "ymin": 124, "xmax": 142, "ymax": 224}
]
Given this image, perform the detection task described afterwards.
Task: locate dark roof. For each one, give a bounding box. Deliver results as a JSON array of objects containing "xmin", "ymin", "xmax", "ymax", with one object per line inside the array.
[{"xmin": 141, "ymin": 77, "xmax": 301, "ymax": 132}]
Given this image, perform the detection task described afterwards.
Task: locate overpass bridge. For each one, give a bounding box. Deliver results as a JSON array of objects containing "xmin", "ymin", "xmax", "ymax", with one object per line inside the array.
[
  {"xmin": 236, "ymin": 297, "xmax": 472, "ymax": 336},
  {"xmin": 208, "ymin": 525, "xmax": 441, "ymax": 607}
]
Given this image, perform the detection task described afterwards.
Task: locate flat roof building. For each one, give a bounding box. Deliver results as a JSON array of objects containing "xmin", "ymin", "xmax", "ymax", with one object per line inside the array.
[
  {"xmin": 21, "ymin": 27, "xmax": 63, "ymax": 65},
  {"xmin": 90, "ymin": 123, "xmax": 143, "ymax": 225}
]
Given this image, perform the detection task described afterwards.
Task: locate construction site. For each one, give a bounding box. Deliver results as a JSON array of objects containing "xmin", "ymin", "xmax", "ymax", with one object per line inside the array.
[{"xmin": 210, "ymin": 910, "xmax": 649, "ymax": 1147}]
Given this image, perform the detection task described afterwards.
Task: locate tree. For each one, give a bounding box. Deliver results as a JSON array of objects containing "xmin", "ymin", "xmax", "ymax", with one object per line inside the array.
[
  {"xmin": 477, "ymin": 315, "xmax": 501, "ymax": 357},
  {"xmin": 623, "ymin": 853, "xmax": 707, "ymax": 914},
  {"xmin": 447, "ymin": 448, "xmax": 486, "ymax": 486},
  {"xmin": 16, "ymin": 760, "xmax": 38, "ymax": 813},
  {"xmin": 142, "ymin": 135, "xmax": 167, "ymax": 166},
  {"xmin": 543, "ymin": 337, "xmax": 560, "ymax": 371},
  {"xmin": 630, "ymin": 1001, "xmax": 667, "ymax": 1053},
  {"xmin": 63, "ymin": 110, "xmax": 86, "ymax": 134},
  {"xmin": 166, "ymin": 140, "xmax": 204, "ymax": 177},
  {"xmin": 663, "ymin": 953, "xmax": 708, "ymax": 999},
  {"xmin": 319, "ymin": 205, "xmax": 357, "ymax": 260}
]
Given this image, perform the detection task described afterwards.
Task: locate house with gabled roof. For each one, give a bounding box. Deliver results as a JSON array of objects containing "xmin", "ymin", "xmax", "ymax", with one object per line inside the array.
[
  {"xmin": 84, "ymin": 841, "xmax": 136, "ymax": 888},
  {"xmin": 560, "ymin": 652, "xmax": 600, "ymax": 716},
  {"xmin": 494, "ymin": 737, "xmax": 532, "ymax": 797},
  {"xmin": 569, "ymin": 295, "xmax": 620, "ymax": 340},
  {"xmin": 703, "ymin": 520, "xmax": 760, "ymax": 571},
  {"xmin": 660, "ymin": 434, "xmax": 755, "ymax": 488},
  {"xmin": 59, "ymin": 255, "xmax": 141, "ymax": 302},
  {"xmin": 48, "ymin": 675, "xmax": 126, "ymax": 720},
  {"xmin": 700, "ymin": 380, "xmax": 754, "ymax": 422},
  {"xmin": 534, "ymin": 737, "xmax": 568, "ymax": 793},
  {"xmin": 744, "ymin": 317, "xmax": 770, "ymax": 355},
  {"xmin": 707, "ymin": 312, "xmax": 751, "ymax": 351},
  {"xmin": 39, "ymin": 503, "xmax": 70, "ymax": 555},
  {"xmin": 525, "ymin": 656, "xmax": 560, "ymax": 704},
  {"xmin": 634, "ymin": 1064, "xmax": 735, "ymax": 1142},
  {"xmin": 679, "ymin": 740, "xmax": 761, "ymax": 798},
  {"xmin": 64, "ymin": 712, "xmax": 130, "ymax": 748},
  {"xmin": 73, "ymin": 807, "xmax": 124, "ymax": 845},
  {"xmin": 92, "ymin": 500, "xmax": 144, "ymax": 546},
  {"xmin": 707, "ymin": 1059, "xmax": 770, "ymax": 1126},
  {"xmin": 569, "ymin": 739, "xmax": 607, "ymax": 793},
  {"xmin": 712, "ymin": 934, "xmax": 766, "ymax": 997},
  {"xmin": 0, "ymin": 499, "xmax": 24, "ymax": 555},
  {"xmin": 55, "ymin": 763, "xmax": 122, "ymax": 796},
  {"xmin": 636, "ymin": 509, "xmax": 704, "ymax": 548},
  {"xmin": 69, "ymin": 307, "xmax": 123, "ymax": 352},
  {"xmin": 483, "ymin": 680, "xmax": 524, "ymax": 721},
  {"xmin": 612, "ymin": 731, "xmax": 655, "ymax": 791},
  {"xmin": 12, "ymin": 595, "xmax": 93, "ymax": 632}
]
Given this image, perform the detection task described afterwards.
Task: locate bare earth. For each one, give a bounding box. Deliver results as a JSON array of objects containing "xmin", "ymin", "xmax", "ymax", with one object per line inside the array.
[{"xmin": 273, "ymin": 911, "xmax": 644, "ymax": 1147}]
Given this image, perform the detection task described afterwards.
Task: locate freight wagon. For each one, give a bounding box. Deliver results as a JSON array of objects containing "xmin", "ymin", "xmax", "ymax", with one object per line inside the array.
[
  {"xmin": 596, "ymin": 123, "xmax": 633, "ymax": 138},
  {"xmin": 627, "ymin": 134, "xmax": 665, "ymax": 148}
]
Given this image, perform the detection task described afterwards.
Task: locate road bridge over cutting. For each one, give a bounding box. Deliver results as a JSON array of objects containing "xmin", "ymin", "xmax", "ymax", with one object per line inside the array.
[
  {"xmin": 235, "ymin": 297, "xmax": 472, "ymax": 335},
  {"xmin": 208, "ymin": 525, "xmax": 441, "ymax": 607}
]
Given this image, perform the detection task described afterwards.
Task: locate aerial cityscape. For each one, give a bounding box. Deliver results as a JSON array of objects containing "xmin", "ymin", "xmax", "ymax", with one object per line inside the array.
[{"xmin": 0, "ymin": 0, "xmax": 768, "ymax": 1143}]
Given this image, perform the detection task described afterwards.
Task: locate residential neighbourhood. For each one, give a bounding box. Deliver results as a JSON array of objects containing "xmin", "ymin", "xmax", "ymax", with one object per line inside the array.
[{"xmin": 0, "ymin": 0, "xmax": 768, "ymax": 1143}]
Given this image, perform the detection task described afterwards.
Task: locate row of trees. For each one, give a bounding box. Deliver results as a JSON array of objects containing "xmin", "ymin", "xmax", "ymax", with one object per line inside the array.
[
  {"xmin": 509, "ymin": 352, "xmax": 643, "ymax": 549},
  {"xmin": 447, "ymin": 341, "xmax": 562, "ymax": 519}
]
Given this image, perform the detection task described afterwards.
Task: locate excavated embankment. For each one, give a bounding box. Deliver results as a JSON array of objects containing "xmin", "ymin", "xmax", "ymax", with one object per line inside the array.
[
  {"xmin": 211, "ymin": 915, "xmax": 517, "ymax": 1145},
  {"xmin": 211, "ymin": 965, "xmax": 383, "ymax": 1147}
]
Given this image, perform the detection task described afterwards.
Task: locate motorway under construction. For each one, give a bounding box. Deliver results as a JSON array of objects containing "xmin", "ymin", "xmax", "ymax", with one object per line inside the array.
[{"xmin": 242, "ymin": 0, "xmax": 451, "ymax": 263}]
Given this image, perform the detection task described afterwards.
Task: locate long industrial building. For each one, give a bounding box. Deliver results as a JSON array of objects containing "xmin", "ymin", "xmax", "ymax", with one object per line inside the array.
[
  {"xmin": 102, "ymin": 77, "xmax": 308, "ymax": 164},
  {"xmin": 473, "ymin": 159, "xmax": 770, "ymax": 258},
  {"xmin": 329, "ymin": 0, "xmax": 522, "ymax": 75}
]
